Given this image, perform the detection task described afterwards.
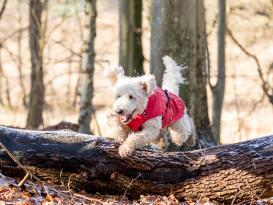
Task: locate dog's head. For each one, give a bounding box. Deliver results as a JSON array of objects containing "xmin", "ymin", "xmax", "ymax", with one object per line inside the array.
[{"xmin": 104, "ymin": 66, "xmax": 156, "ymax": 124}]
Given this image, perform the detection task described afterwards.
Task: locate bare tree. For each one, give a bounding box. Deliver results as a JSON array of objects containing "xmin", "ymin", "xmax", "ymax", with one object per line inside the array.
[
  {"xmin": 0, "ymin": 0, "xmax": 8, "ymax": 20},
  {"xmin": 78, "ymin": 0, "xmax": 96, "ymax": 134},
  {"xmin": 209, "ymin": 0, "xmax": 226, "ymax": 144},
  {"xmin": 150, "ymin": 0, "xmax": 214, "ymax": 144},
  {"xmin": 227, "ymin": 28, "xmax": 273, "ymax": 105},
  {"xmin": 17, "ymin": 0, "xmax": 27, "ymax": 108},
  {"xmin": 0, "ymin": 49, "xmax": 11, "ymax": 107},
  {"xmin": 72, "ymin": 0, "xmax": 84, "ymax": 107},
  {"xmin": 26, "ymin": 0, "xmax": 45, "ymax": 129},
  {"xmin": 0, "ymin": 0, "xmax": 8, "ymax": 106},
  {"xmin": 119, "ymin": 0, "xmax": 144, "ymax": 76}
]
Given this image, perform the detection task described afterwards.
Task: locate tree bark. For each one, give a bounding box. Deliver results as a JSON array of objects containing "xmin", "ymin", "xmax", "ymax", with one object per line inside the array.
[
  {"xmin": 119, "ymin": 0, "xmax": 144, "ymax": 76},
  {"xmin": 78, "ymin": 0, "xmax": 96, "ymax": 134},
  {"xmin": 0, "ymin": 126, "xmax": 272, "ymax": 204},
  {"xmin": 150, "ymin": 0, "xmax": 213, "ymax": 143},
  {"xmin": 210, "ymin": 0, "xmax": 226, "ymax": 144},
  {"xmin": 26, "ymin": 0, "xmax": 45, "ymax": 129},
  {"xmin": 17, "ymin": 0, "xmax": 27, "ymax": 108}
]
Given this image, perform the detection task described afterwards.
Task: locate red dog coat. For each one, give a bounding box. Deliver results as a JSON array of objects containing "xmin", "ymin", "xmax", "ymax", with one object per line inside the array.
[{"xmin": 127, "ymin": 87, "xmax": 185, "ymax": 132}]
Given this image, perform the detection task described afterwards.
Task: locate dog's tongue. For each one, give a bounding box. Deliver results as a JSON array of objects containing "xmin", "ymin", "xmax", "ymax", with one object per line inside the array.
[{"xmin": 120, "ymin": 114, "xmax": 131, "ymax": 123}]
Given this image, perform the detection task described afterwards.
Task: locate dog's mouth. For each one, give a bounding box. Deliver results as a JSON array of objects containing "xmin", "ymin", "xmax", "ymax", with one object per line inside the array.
[{"xmin": 120, "ymin": 109, "xmax": 136, "ymax": 124}]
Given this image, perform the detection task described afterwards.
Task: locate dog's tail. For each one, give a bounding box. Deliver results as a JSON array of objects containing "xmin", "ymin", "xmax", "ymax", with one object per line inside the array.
[{"xmin": 162, "ymin": 56, "xmax": 186, "ymax": 95}]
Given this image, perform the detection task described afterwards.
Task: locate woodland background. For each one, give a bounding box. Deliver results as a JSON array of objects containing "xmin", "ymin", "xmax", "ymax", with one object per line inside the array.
[
  {"xmin": 0, "ymin": 0, "xmax": 272, "ymax": 204},
  {"xmin": 0, "ymin": 0, "xmax": 272, "ymax": 144}
]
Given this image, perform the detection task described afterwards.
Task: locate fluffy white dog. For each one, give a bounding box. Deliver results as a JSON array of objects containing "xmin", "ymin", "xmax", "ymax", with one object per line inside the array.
[{"xmin": 104, "ymin": 56, "xmax": 196, "ymax": 157}]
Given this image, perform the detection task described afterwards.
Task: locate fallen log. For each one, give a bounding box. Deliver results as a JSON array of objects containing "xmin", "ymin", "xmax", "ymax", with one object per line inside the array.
[{"xmin": 0, "ymin": 126, "xmax": 272, "ymax": 203}]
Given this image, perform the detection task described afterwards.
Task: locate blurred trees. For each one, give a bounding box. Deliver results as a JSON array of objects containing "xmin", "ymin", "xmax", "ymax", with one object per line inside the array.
[
  {"xmin": 0, "ymin": 0, "xmax": 8, "ymax": 19},
  {"xmin": 209, "ymin": 0, "xmax": 226, "ymax": 144},
  {"xmin": 26, "ymin": 0, "xmax": 45, "ymax": 129},
  {"xmin": 78, "ymin": 0, "xmax": 97, "ymax": 134},
  {"xmin": 0, "ymin": 1, "xmax": 271, "ymax": 142},
  {"xmin": 119, "ymin": 0, "xmax": 144, "ymax": 76},
  {"xmin": 150, "ymin": 0, "xmax": 214, "ymax": 143},
  {"xmin": 17, "ymin": 0, "xmax": 27, "ymax": 108},
  {"xmin": 0, "ymin": 0, "xmax": 8, "ymax": 106}
]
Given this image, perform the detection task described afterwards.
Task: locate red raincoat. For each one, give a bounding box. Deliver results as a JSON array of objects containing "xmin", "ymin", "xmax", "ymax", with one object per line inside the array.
[{"xmin": 127, "ymin": 87, "xmax": 185, "ymax": 132}]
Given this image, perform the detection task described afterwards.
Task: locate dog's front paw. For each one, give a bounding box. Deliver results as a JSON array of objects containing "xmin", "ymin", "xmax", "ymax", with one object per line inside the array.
[
  {"xmin": 118, "ymin": 144, "xmax": 134, "ymax": 158},
  {"xmin": 112, "ymin": 134, "xmax": 126, "ymax": 143}
]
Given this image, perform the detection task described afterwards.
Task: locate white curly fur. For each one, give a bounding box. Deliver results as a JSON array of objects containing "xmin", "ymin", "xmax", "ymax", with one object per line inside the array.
[
  {"xmin": 162, "ymin": 56, "xmax": 186, "ymax": 95},
  {"xmin": 105, "ymin": 56, "xmax": 196, "ymax": 157}
]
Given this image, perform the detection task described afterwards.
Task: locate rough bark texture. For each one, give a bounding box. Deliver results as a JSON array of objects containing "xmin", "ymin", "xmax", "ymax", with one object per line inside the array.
[
  {"xmin": 119, "ymin": 0, "xmax": 144, "ymax": 76},
  {"xmin": 210, "ymin": 0, "xmax": 226, "ymax": 144},
  {"xmin": 78, "ymin": 0, "xmax": 96, "ymax": 134},
  {"xmin": 26, "ymin": 0, "xmax": 44, "ymax": 129},
  {"xmin": 150, "ymin": 0, "xmax": 213, "ymax": 142},
  {"xmin": 0, "ymin": 126, "xmax": 272, "ymax": 204}
]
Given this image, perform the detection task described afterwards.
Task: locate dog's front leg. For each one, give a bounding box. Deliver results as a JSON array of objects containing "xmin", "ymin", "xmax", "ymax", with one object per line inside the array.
[
  {"xmin": 110, "ymin": 125, "xmax": 129, "ymax": 143},
  {"xmin": 119, "ymin": 117, "xmax": 162, "ymax": 157},
  {"xmin": 107, "ymin": 114, "xmax": 130, "ymax": 142}
]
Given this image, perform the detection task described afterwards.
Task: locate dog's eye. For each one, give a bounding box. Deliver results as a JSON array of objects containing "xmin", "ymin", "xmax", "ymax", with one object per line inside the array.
[
  {"xmin": 129, "ymin": 95, "xmax": 134, "ymax": 99},
  {"xmin": 116, "ymin": 95, "xmax": 121, "ymax": 99}
]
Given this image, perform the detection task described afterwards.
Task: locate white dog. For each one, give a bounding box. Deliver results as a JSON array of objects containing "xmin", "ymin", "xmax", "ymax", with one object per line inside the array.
[{"xmin": 104, "ymin": 56, "xmax": 196, "ymax": 157}]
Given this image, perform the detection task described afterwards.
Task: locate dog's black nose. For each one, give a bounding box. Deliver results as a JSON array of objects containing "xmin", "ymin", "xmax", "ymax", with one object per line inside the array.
[{"xmin": 116, "ymin": 109, "xmax": 124, "ymax": 115}]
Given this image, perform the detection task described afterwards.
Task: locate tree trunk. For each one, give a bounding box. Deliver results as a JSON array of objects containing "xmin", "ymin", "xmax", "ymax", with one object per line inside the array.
[
  {"xmin": 78, "ymin": 0, "xmax": 96, "ymax": 134},
  {"xmin": 0, "ymin": 0, "xmax": 8, "ymax": 20},
  {"xmin": 150, "ymin": 0, "xmax": 213, "ymax": 143},
  {"xmin": 26, "ymin": 0, "xmax": 44, "ymax": 129},
  {"xmin": 0, "ymin": 48, "xmax": 13, "ymax": 109},
  {"xmin": 210, "ymin": 0, "xmax": 226, "ymax": 144},
  {"xmin": 0, "ymin": 126, "xmax": 272, "ymax": 204},
  {"xmin": 17, "ymin": 0, "xmax": 27, "ymax": 108},
  {"xmin": 0, "ymin": 0, "xmax": 11, "ymax": 107},
  {"xmin": 119, "ymin": 0, "xmax": 144, "ymax": 76},
  {"xmin": 0, "ymin": 48, "xmax": 4, "ymax": 105}
]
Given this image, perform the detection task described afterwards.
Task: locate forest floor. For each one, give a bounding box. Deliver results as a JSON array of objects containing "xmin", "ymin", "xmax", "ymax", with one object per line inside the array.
[
  {"xmin": 0, "ymin": 173, "xmax": 273, "ymax": 205},
  {"xmin": 0, "ymin": 173, "xmax": 180, "ymax": 205}
]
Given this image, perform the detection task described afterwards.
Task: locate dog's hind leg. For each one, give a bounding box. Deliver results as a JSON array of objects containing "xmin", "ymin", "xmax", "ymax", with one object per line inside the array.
[
  {"xmin": 169, "ymin": 113, "xmax": 195, "ymax": 146},
  {"xmin": 152, "ymin": 128, "xmax": 170, "ymax": 151}
]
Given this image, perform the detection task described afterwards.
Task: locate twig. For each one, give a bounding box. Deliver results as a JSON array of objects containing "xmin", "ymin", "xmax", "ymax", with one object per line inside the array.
[
  {"xmin": 43, "ymin": 0, "xmax": 69, "ymax": 48},
  {"xmin": 1, "ymin": 27, "xmax": 28, "ymax": 44},
  {"xmin": 122, "ymin": 173, "xmax": 142, "ymax": 199},
  {"xmin": 0, "ymin": 142, "xmax": 46, "ymax": 185},
  {"xmin": 0, "ymin": 0, "xmax": 8, "ymax": 20},
  {"xmin": 231, "ymin": 64, "xmax": 243, "ymax": 140},
  {"xmin": 18, "ymin": 172, "xmax": 30, "ymax": 187},
  {"xmin": 73, "ymin": 0, "xmax": 84, "ymax": 42},
  {"xmin": 67, "ymin": 173, "xmax": 77, "ymax": 194},
  {"xmin": 207, "ymin": 13, "xmax": 218, "ymax": 37},
  {"xmin": 0, "ymin": 142, "xmax": 104, "ymax": 203},
  {"xmin": 52, "ymin": 40, "xmax": 81, "ymax": 57},
  {"xmin": 0, "ymin": 143, "xmax": 40, "ymax": 184},
  {"xmin": 74, "ymin": 193, "xmax": 104, "ymax": 204},
  {"xmin": 92, "ymin": 111, "xmax": 102, "ymax": 136},
  {"xmin": 59, "ymin": 168, "xmax": 64, "ymax": 186},
  {"xmin": 227, "ymin": 27, "xmax": 273, "ymax": 104},
  {"xmin": 259, "ymin": 179, "xmax": 273, "ymax": 199}
]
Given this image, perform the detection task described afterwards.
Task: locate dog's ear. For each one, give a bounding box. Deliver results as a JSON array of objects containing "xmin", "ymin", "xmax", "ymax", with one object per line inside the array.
[
  {"xmin": 139, "ymin": 74, "xmax": 156, "ymax": 95},
  {"xmin": 103, "ymin": 65, "xmax": 125, "ymax": 85}
]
